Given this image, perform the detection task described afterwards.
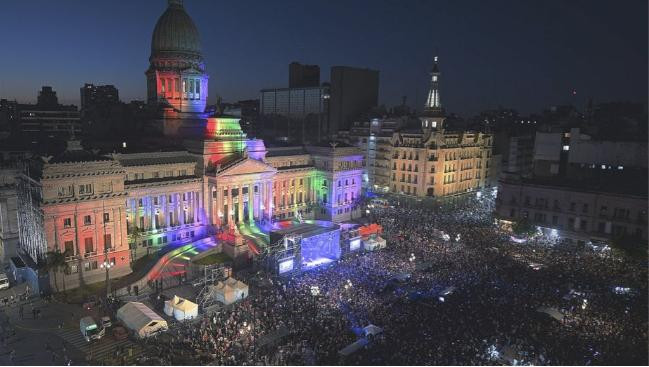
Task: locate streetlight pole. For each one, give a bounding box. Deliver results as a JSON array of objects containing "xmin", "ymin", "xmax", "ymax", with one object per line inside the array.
[
  {"xmin": 101, "ymin": 200, "xmax": 112, "ymax": 300},
  {"xmin": 101, "ymin": 259, "xmax": 112, "ymax": 300}
]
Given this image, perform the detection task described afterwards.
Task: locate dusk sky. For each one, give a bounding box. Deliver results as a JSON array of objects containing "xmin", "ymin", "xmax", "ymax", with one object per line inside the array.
[{"xmin": 0, "ymin": 0, "xmax": 646, "ymax": 116}]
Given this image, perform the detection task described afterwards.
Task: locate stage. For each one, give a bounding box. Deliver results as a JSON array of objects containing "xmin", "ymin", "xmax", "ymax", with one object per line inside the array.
[{"xmin": 266, "ymin": 221, "xmax": 342, "ymax": 275}]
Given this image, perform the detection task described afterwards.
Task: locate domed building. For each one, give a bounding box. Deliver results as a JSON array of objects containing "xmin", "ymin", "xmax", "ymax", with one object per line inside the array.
[
  {"xmin": 14, "ymin": 0, "xmax": 365, "ymax": 294},
  {"xmin": 146, "ymin": 0, "xmax": 208, "ymax": 115}
]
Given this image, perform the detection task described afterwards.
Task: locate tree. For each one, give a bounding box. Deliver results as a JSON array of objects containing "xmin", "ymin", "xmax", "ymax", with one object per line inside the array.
[
  {"xmin": 512, "ymin": 218, "xmax": 536, "ymax": 237},
  {"xmin": 610, "ymin": 234, "xmax": 647, "ymax": 259},
  {"xmin": 128, "ymin": 224, "xmax": 146, "ymax": 261},
  {"xmin": 44, "ymin": 249, "xmax": 71, "ymax": 293}
]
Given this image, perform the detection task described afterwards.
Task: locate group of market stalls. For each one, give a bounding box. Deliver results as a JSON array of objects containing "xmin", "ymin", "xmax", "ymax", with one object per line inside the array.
[
  {"xmin": 115, "ymin": 277, "xmax": 248, "ymax": 338},
  {"xmin": 346, "ymin": 224, "xmax": 387, "ymax": 252}
]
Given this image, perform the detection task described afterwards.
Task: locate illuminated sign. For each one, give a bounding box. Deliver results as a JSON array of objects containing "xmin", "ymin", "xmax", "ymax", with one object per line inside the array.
[
  {"xmin": 350, "ymin": 238, "xmax": 361, "ymax": 251},
  {"xmin": 278, "ymin": 258, "xmax": 294, "ymax": 274}
]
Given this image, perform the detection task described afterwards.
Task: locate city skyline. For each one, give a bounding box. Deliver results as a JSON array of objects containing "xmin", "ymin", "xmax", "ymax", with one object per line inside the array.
[
  {"xmin": 0, "ymin": 1, "xmax": 646, "ymax": 366},
  {"xmin": 0, "ymin": 0, "xmax": 646, "ymax": 116}
]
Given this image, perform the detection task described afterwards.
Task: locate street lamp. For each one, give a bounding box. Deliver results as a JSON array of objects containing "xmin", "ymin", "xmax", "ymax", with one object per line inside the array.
[
  {"xmin": 100, "ymin": 260, "xmax": 112, "ymax": 299},
  {"xmin": 343, "ymin": 279, "xmax": 352, "ymax": 290},
  {"xmin": 310, "ymin": 286, "xmax": 320, "ymax": 297}
]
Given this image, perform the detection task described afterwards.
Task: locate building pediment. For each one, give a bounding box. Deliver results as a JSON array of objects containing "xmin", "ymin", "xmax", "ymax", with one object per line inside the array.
[{"xmin": 216, "ymin": 158, "xmax": 277, "ymax": 178}]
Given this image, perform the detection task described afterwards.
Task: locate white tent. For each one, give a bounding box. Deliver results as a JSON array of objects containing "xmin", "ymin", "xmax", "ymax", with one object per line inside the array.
[
  {"xmin": 339, "ymin": 338, "xmax": 369, "ymax": 357},
  {"xmin": 164, "ymin": 296, "xmax": 198, "ymax": 321},
  {"xmin": 363, "ymin": 236, "xmax": 386, "ymax": 251},
  {"xmin": 207, "ymin": 277, "xmax": 249, "ymax": 305},
  {"xmin": 362, "ymin": 324, "xmax": 383, "ymax": 337},
  {"xmin": 536, "ymin": 306, "xmax": 565, "ymax": 322},
  {"xmin": 116, "ymin": 302, "xmax": 168, "ymax": 339},
  {"xmin": 225, "ymin": 277, "xmax": 249, "ymax": 299},
  {"xmin": 441, "ymin": 286, "xmax": 456, "ymax": 296}
]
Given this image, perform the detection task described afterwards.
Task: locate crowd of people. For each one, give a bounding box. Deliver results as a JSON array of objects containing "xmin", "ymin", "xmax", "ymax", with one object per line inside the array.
[{"xmin": 139, "ymin": 190, "xmax": 647, "ymax": 365}]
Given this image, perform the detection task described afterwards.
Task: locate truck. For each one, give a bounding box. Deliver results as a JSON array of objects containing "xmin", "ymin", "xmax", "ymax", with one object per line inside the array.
[
  {"xmin": 0, "ymin": 273, "xmax": 9, "ymax": 290},
  {"xmin": 80, "ymin": 316, "xmax": 105, "ymax": 342}
]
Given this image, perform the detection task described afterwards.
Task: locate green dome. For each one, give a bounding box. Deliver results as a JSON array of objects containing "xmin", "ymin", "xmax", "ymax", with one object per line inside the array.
[{"xmin": 151, "ymin": 0, "xmax": 201, "ymax": 58}]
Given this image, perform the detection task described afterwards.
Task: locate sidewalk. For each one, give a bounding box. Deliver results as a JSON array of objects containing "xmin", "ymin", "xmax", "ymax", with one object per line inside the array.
[
  {"xmin": 1, "ymin": 299, "xmax": 86, "ymax": 365},
  {"xmin": 8, "ymin": 298, "xmax": 84, "ymax": 331}
]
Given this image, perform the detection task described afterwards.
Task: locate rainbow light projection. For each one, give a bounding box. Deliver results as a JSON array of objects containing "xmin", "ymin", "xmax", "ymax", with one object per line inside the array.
[
  {"xmin": 309, "ymin": 170, "xmax": 331, "ymax": 217},
  {"xmin": 236, "ymin": 222, "xmax": 270, "ymax": 255},
  {"xmin": 126, "ymin": 192, "xmax": 208, "ymax": 254},
  {"xmin": 203, "ymin": 117, "xmax": 248, "ymax": 167},
  {"xmin": 148, "ymin": 237, "xmax": 219, "ymax": 281}
]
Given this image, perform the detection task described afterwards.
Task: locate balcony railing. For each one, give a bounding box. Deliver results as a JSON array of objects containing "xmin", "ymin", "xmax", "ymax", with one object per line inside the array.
[{"xmin": 65, "ymin": 255, "xmax": 78, "ymax": 262}]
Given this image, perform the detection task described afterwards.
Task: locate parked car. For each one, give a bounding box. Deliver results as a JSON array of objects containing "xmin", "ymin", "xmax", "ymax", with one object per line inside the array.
[
  {"xmin": 83, "ymin": 295, "xmax": 101, "ymax": 311},
  {"xmin": 101, "ymin": 316, "xmax": 112, "ymax": 328},
  {"xmin": 0, "ymin": 273, "xmax": 10, "ymax": 291}
]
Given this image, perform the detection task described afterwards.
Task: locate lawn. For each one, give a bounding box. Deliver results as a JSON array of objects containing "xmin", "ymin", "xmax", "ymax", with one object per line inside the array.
[
  {"xmin": 192, "ymin": 252, "xmax": 231, "ymax": 266},
  {"xmin": 57, "ymin": 280, "xmax": 107, "ymax": 304},
  {"xmin": 131, "ymin": 253, "xmax": 157, "ymax": 273}
]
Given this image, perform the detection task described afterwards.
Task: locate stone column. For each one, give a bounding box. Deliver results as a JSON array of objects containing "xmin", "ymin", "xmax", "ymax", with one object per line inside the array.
[
  {"xmin": 252, "ymin": 183, "xmax": 258, "ymax": 221},
  {"xmin": 237, "ymin": 185, "xmax": 244, "ymax": 224},
  {"xmin": 174, "ymin": 193, "xmax": 180, "ymax": 227},
  {"xmin": 257, "ymin": 181, "xmax": 264, "ymax": 220},
  {"xmin": 214, "ymin": 186, "xmax": 221, "ymax": 227},
  {"xmin": 181, "ymin": 192, "xmax": 187, "ymax": 226},
  {"xmin": 262, "ymin": 181, "xmax": 267, "ymax": 220},
  {"xmin": 194, "ymin": 190, "xmax": 199, "ymax": 226},
  {"xmin": 207, "ymin": 187, "xmax": 213, "ymax": 225},
  {"xmin": 260, "ymin": 181, "xmax": 266, "ymax": 220},
  {"xmin": 227, "ymin": 186, "xmax": 234, "ymax": 226},
  {"xmin": 248, "ymin": 183, "xmax": 254, "ymax": 222},
  {"xmin": 206, "ymin": 187, "xmax": 213, "ymax": 225},
  {"xmin": 267, "ymin": 181, "xmax": 273, "ymax": 221}
]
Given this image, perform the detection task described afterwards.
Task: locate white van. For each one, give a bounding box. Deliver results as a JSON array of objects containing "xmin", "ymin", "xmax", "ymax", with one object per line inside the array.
[
  {"xmin": 80, "ymin": 316, "xmax": 105, "ymax": 342},
  {"xmin": 0, "ymin": 273, "xmax": 9, "ymax": 290}
]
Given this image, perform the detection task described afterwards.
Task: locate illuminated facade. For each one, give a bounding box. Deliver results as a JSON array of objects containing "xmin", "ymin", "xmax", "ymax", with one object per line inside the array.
[
  {"xmin": 14, "ymin": 0, "xmax": 365, "ymax": 290},
  {"xmin": 389, "ymin": 130, "xmax": 496, "ymax": 197},
  {"xmin": 344, "ymin": 57, "xmax": 498, "ymax": 197},
  {"xmin": 115, "ymin": 151, "xmax": 206, "ymax": 254},
  {"xmin": 147, "ymin": 0, "xmax": 209, "ymax": 138},
  {"xmin": 32, "ymin": 142, "xmax": 132, "ymax": 290}
]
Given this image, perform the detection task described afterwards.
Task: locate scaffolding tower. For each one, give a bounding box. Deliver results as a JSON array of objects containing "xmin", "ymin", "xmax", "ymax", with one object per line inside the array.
[
  {"xmin": 254, "ymin": 234, "xmax": 302, "ymax": 276},
  {"xmin": 196, "ymin": 263, "xmax": 227, "ymax": 309},
  {"xmin": 16, "ymin": 173, "xmax": 47, "ymax": 263}
]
